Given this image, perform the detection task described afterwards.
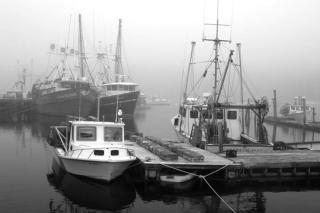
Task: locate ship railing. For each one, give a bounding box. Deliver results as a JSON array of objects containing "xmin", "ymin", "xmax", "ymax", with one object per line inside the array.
[{"xmin": 54, "ymin": 126, "xmax": 68, "ymax": 152}]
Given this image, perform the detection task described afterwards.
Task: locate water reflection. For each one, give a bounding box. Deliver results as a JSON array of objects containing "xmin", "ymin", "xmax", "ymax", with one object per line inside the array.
[
  {"xmin": 47, "ymin": 159, "xmax": 135, "ymax": 212},
  {"xmin": 265, "ymin": 123, "xmax": 320, "ymax": 143}
]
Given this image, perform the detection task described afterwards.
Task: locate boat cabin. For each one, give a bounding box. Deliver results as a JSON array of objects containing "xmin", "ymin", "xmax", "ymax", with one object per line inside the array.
[
  {"xmin": 174, "ymin": 104, "xmax": 242, "ymax": 142},
  {"xmin": 101, "ymin": 82, "xmax": 138, "ymax": 95},
  {"xmin": 68, "ymin": 121, "xmax": 125, "ymax": 146}
]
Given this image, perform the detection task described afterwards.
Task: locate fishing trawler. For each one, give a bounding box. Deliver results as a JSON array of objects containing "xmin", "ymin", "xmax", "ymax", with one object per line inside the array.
[
  {"xmin": 48, "ymin": 117, "xmax": 136, "ymax": 181},
  {"xmin": 0, "ymin": 67, "xmax": 32, "ymax": 121},
  {"xmin": 171, "ymin": 6, "xmax": 272, "ymax": 154},
  {"xmin": 32, "ymin": 14, "xmax": 98, "ymax": 117},
  {"xmin": 94, "ymin": 19, "xmax": 140, "ymax": 120}
]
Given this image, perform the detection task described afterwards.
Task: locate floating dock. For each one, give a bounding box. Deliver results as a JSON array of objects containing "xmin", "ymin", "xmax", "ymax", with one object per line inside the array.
[
  {"xmin": 265, "ymin": 116, "xmax": 320, "ymax": 132},
  {"xmin": 125, "ymin": 135, "xmax": 320, "ymax": 183}
]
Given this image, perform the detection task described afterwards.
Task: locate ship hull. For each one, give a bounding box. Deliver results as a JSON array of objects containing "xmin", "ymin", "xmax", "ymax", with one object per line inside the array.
[
  {"xmin": 98, "ymin": 91, "xmax": 140, "ymax": 120},
  {"xmin": 32, "ymin": 88, "xmax": 97, "ymax": 117}
]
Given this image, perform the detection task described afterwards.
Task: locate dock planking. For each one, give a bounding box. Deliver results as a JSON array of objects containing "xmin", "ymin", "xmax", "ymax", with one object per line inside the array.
[
  {"xmin": 124, "ymin": 135, "xmax": 320, "ymax": 182},
  {"xmin": 124, "ymin": 140, "xmax": 236, "ymax": 169},
  {"xmin": 225, "ymin": 150, "xmax": 320, "ymax": 168},
  {"xmin": 222, "ymin": 150, "xmax": 320, "ymax": 181}
]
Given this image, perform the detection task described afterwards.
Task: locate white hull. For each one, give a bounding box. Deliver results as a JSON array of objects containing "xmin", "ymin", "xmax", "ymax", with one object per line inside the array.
[
  {"xmin": 61, "ymin": 157, "xmax": 134, "ymax": 181},
  {"xmin": 54, "ymin": 148, "xmax": 135, "ymax": 181},
  {"xmin": 160, "ymin": 173, "xmax": 194, "ymax": 183}
]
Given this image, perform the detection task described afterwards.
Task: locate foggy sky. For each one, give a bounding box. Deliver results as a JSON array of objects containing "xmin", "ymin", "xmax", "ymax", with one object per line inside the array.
[{"xmin": 0, "ymin": 0, "xmax": 320, "ymax": 107}]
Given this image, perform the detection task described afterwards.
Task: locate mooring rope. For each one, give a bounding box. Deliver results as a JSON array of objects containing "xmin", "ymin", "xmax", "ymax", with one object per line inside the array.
[
  {"xmin": 159, "ymin": 163, "xmax": 236, "ymax": 213},
  {"xmin": 202, "ymin": 177, "xmax": 237, "ymax": 213}
]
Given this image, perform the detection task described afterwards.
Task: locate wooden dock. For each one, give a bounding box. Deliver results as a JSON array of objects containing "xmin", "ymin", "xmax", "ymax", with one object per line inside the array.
[
  {"xmin": 124, "ymin": 140, "xmax": 237, "ymax": 181},
  {"xmin": 222, "ymin": 150, "xmax": 320, "ymax": 182},
  {"xmin": 265, "ymin": 116, "xmax": 320, "ymax": 132},
  {"xmin": 125, "ymin": 135, "xmax": 320, "ymax": 183}
]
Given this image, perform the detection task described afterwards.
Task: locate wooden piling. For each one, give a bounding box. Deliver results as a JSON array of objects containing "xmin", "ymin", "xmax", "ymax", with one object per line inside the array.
[{"xmin": 273, "ymin": 90, "xmax": 277, "ymax": 119}]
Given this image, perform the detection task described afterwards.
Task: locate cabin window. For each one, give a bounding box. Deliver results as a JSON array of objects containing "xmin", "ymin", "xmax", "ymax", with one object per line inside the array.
[
  {"xmin": 227, "ymin": 111, "xmax": 237, "ymax": 120},
  {"xmin": 111, "ymin": 150, "xmax": 119, "ymax": 156},
  {"xmin": 202, "ymin": 110, "xmax": 212, "ymax": 119},
  {"xmin": 94, "ymin": 150, "xmax": 104, "ymax": 156},
  {"xmin": 216, "ymin": 110, "xmax": 223, "ymax": 119},
  {"xmin": 111, "ymin": 85, "xmax": 117, "ymax": 90},
  {"xmin": 129, "ymin": 85, "xmax": 135, "ymax": 91},
  {"xmin": 119, "ymin": 85, "xmax": 124, "ymax": 90},
  {"xmin": 290, "ymin": 106, "xmax": 294, "ymax": 110},
  {"xmin": 123, "ymin": 85, "xmax": 129, "ymax": 91},
  {"xmin": 106, "ymin": 85, "xmax": 112, "ymax": 90},
  {"xmin": 77, "ymin": 126, "xmax": 96, "ymax": 141},
  {"xmin": 190, "ymin": 110, "xmax": 198, "ymax": 118},
  {"xmin": 104, "ymin": 127, "xmax": 122, "ymax": 142}
]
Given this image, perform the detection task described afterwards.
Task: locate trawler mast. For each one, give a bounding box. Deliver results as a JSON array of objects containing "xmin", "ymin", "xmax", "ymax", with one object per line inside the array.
[{"xmin": 115, "ymin": 19, "xmax": 123, "ymax": 82}]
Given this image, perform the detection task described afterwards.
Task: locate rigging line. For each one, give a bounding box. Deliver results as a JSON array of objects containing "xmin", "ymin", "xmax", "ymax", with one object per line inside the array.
[
  {"xmin": 233, "ymin": 64, "xmax": 257, "ymax": 102},
  {"xmin": 122, "ymin": 38, "xmax": 133, "ymax": 81},
  {"xmin": 65, "ymin": 59, "xmax": 76, "ymax": 80},
  {"xmin": 186, "ymin": 75, "xmax": 205, "ymax": 98},
  {"xmin": 66, "ymin": 14, "xmax": 72, "ymax": 49},
  {"xmin": 204, "ymin": 164, "xmax": 229, "ymax": 178},
  {"xmin": 202, "ymin": 177, "xmax": 237, "ymax": 213},
  {"xmin": 159, "ymin": 163, "xmax": 199, "ymax": 177}
]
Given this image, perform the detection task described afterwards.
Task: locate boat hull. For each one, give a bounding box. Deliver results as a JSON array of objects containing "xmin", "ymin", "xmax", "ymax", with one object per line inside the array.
[
  {"xmin": 32, "ymin": 88, "xmax": 97, "ymax": 117},
  {"xmin": 98, "ymin": 91, "xmax": 140, "ymax": 120},
  {"xmin": 60, "ymin": 157, "xmax": 135, "ymax": 181}
]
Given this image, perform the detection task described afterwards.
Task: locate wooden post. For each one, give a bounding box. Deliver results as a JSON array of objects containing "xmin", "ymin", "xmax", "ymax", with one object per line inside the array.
[
  {"xmin": 273, "ymin": 90, "xmax": 277, "ymax": 119},
  {"xmin": 218, "ymin": 122, "xmax": 223, "ymax": 153},
  {"xmin": 312, "ymin": 107, "xmax": 316, "ymax": 123},
  {"xmin": 302, "ymin": 98, "xmax": 306, "ymax": 124}
]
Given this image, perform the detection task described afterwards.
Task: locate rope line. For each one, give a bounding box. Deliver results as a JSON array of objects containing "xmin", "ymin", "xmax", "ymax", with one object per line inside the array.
[
  {"xmin": 202, "ymin": 177, "xmax": 237, "ymax": 213},
  {"xmin": 158, "ymin": 163, "xmax": 236, "ymax": 213}
]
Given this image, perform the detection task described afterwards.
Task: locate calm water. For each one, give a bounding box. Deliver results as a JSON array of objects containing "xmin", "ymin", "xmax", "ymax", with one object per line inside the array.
[{"xmin": 1, "ymin": 105, "xmax": 320, "ymax": 213}]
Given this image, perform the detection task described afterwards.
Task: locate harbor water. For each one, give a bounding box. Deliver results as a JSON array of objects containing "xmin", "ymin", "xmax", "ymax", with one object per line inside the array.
[{"xmin": 1, "ymin": 105, "xmax": 320, "ymax": 212}]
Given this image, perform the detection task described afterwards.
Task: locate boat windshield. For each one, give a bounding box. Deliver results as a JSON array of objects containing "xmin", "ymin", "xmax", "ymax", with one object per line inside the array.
[
  {"xmin": 104, "ymin": 127, "xmax": 123, "ymax": 142},
  {"xmin": 77, "ymin": 126, "xmax": 96, "ymax": 141}
]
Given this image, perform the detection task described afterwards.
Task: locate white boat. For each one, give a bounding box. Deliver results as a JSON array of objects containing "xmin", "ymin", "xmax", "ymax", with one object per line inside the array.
[
  {"xmin": 280, "ymin": 96, "xmax": 314, "ymax": 122},
  {"xmin": 160, "ymin": 173, "xmax": 194, "ymax": 183},
  {"xmin": 171, "ymin": 6, "xmax": 272, "ymax": 154},
  {"xmin": 49, "ymin": 120, "xmax": 136, "ymax": 181}
]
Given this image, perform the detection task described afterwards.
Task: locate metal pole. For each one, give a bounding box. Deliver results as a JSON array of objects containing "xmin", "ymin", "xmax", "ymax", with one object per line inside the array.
[{"xmin": 237, "ymin": 43, "xmax": 244, "ymax": 133}]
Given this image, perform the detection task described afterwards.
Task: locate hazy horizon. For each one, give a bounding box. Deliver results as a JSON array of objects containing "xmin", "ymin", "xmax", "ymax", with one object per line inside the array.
[{"xmin": 1, "ymin": 0, "xmax": 320, "ymax": 108}]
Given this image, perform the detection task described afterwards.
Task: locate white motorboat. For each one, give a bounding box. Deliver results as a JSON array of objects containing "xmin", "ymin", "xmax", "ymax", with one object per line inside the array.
[{"xmin": 49, "ymin": 120, "xmax": 136, "ymax": 181}]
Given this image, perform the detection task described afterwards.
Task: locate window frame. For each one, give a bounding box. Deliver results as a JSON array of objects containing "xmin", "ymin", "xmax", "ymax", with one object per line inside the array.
[{"xmin": 76, "ymin": 126, "xmax": 97, "ymax": 141}]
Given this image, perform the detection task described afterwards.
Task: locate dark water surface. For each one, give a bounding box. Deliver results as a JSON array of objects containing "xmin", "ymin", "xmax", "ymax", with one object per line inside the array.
[{"xmin": 1, "ymin": 105, "xmax": 320, "ymax": 212}]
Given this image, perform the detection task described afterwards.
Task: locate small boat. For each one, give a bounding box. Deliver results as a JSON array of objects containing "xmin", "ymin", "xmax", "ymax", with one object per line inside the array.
[
  {"xmin": 49, "ymin": 119, "xmax": 136, "ymax": 181},
  {"xmin": 160, "ymin": 172, "xmax": 194, "ymax": 183},
  {"xmin": 280, "ymin": 96, "xmax": 314, "ymax": 122}
]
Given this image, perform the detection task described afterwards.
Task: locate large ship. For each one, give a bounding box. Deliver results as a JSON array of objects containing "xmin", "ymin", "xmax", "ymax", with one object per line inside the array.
[
  {"xmin": 94, "ymin": 19, "xmax": 140, "ymax": 120},
  {"xmin": 32, "ymin": 14, "xmax": 98, "ymax": 117}
]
